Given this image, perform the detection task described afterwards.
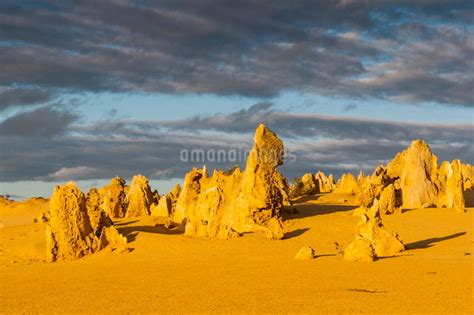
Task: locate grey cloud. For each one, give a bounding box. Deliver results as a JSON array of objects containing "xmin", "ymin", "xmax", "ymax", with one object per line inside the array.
[
  {"xmin": 0, "ymin": 103, "xmax": 471, "ymax": 183},
  {"xmin": 160, "ymin": 103, "xmax": 474, "ymax": 143},
  {"xmin": 0, "ymin": 106, "xmax": 79, "ymax": 136},
  {"xmin": 0, "ymin": 88, "xmax": 54, "ymax": 110},
  {"xmin": 0, "ymin": 1, "xmax": 472, "ymax": 106}
]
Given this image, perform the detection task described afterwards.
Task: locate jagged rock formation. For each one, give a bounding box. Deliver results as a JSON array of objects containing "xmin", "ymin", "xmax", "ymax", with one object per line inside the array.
[
  {"xmin": 344, "ymin": 201, "xmax": 405, "ymax": 262},
  {"xmin": 438, "ymin": 160, "xmax": 465, "ymax": 212},
  {"xmin": 173, "ymin": 168, "xmax": 206, "ymax": 224},
  {"xmin": 461, "ymin": 163, "xmax": 473, "ymax": 190},
  {"xmin": 151, "ymin": 195, "xmax": 172, "ymax": 217},
  {"xmin": 46, "ymin": 182, "xmax": 126, "ymax": 262},
  {"xmin": 125, "ymin": 175, "xmax": 158, "ymax": 218},
  {"xmin": 99, "ymin": 176, "xmax": 126, "ymax": 219},
  {"xmin": 377, "ymin": 184, "xmax": 401, "ymax": 215},
  {"xmin": 386, "ymin": 140, "xmax": 439, "ymax": 209},
  {"xmin": 174, "ymin": 124, "xmax": 285, "ymax": 239},
  {"xmin": 301, "ymin": 173, "xmax": 320, "ymax": 195},
  {"xmin": 289, "ymin": 171, "xmax": 335, "ymax": 198},
  {"xmin": 316, "ymin": 171, "xmax": 336, "ymax": 193},
  {"xmin": 334, "ymin": 173, "xmax": 361, "ymax": 195},
  {"xmin": 86, "ymin": 188, "xmax": 113, "ymax": 236},
  {"xmin": 294, "ymin": 246, "xmax": 316, "ymax": 260}
]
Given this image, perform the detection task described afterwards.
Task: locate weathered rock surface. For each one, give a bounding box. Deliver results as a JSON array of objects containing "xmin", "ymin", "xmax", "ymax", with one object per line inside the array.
[
  {"xmin": 151, "ymin": 195, "xmax": 172, "ymax": 217},
  {"xmin": 86, "ymin": 188, "xmax": 113, "ymax": 236},
  {"xmin": 46, "ymin": 182, "xmax": 127, "ymax": 262},
  {"xmin": 378, "ymin": 184, "xmax": 400, "ymax": 215},
  {"xmin": 344, "ymin": 200, "xmax": 405, "ymax": 261},
  {"xmin": 176, "ymin": 124, "xmax": 285, "ymax": 239},
  {"xmin": 294, "ymin": 246, "xmax": 316, "ymax": 260},
  {"xmin": 386, "ymin": 140, "xmax": 439, "ymax": 209},
  {"xmin": 461, "ymin": 163, "xmax": 473, "ymax": 190},
  {"xmin": 173, "ymin": 168, "xmax": 206, "ymax": 224},
  {"xmin": 438, "ymin": 160, "xmax": 465, "ymax": 212},
  {"xmin": 99, "ymin": 176, "xmax": 126, "ymax": 219},
  {"xmin": 334, "ymin": 173, "xmax": 361, "ymax": 195},
  {"xmin": 125, "ymin": 175, "xmax": 158, "ymax": 218}
]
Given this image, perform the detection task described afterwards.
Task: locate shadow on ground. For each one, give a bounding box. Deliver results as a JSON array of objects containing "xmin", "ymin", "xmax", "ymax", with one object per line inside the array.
[
  {"xmin": 284, "ymin": 228, "xmax": 310, "ymax": 239},
  {"xmin": 406, "ymin": 232, "xmax": 467, "ymax": 250},
  {"xmin": 117, "ymin": 224, "xmax": 183, "ymax": 242},
  {"xmin": 284, "ymin": 203, "xmax": 357, "ymax": 220}
]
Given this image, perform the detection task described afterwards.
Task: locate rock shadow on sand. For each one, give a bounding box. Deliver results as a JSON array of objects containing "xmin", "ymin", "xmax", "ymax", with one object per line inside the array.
[
  {"xmin": 117, "ymin": 224, "xmax": 183, "ymax": 241},
  {"xmin": 284, "ymin": 203, "xmax": 357, "ymax": 220},
  {"xmin": 406, "ymin": 232, "xmax": 467, "ymax": 250}
]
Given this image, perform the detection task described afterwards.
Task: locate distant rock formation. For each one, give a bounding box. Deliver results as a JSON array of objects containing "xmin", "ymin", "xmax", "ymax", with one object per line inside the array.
[
  {"xmin": 85, "ymin": 188, "xmax": 113, "ymax": 236},
  {"xmin": 98, "ymin": 176, "xmax": 127, "ymax": 219},
  {"xmin": 316, "ymin": 171, "xmax": 336, "ymax": 193},
  {"xmin": 335, "ymin": 140, "xmax": 468, "ymax": 213},
  {"xmin": 334, "ymin": 173, "xmax": 361, "ymax": 195},
  {"xmin": 46, "ymin": 182, "xmax": 126, "ymax": 262},
  {"xmin": 125, "ymin": 174, "xmax": 159, "ymax": 218},
  {"xmin": 344, "ymin": 200, "xmax": 405, "ymax": 262},
  {"xmin": 289, "ymin": 170, "xmax": 335, "ymax": 198},
  {"xmin": 461, "ymin": 163, "xmax": 473, "ymax": 190},
  {"xmin": 173, "ymin": 168, "xmax": 205, "ymax": 224},
  {"xmin": 437, "ymin": 160, "xmax": 465, "ymax": 212},
  {"xmin": 174, "ymin": 124, "xmax": 285, "ymax": 239},
  {"xmin": 386, "ymin": 140, "xmax": 439, "ymax": 209}
]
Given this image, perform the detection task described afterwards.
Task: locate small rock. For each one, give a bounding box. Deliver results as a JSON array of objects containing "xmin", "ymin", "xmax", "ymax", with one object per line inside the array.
[{"xmin": 294, "ymin": 246, "xmax": 316, "ymax": 260}]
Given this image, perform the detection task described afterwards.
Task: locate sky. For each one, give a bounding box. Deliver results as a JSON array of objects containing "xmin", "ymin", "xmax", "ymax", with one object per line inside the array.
[{"xmin": 0, "ymin": 0, "xmax": 473, "ymax": 199}]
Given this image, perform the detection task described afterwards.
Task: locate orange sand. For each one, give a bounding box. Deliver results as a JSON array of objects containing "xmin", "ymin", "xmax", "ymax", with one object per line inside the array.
[{"xmin": 1, "ymin": 193, "xmax": 472, "ymax": 313}]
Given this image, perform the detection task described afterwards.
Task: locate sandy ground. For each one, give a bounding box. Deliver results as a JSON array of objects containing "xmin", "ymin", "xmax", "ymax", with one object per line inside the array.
[{"xmin": 0, "ymin": 193, "xmax": 472, "ymax": 314}]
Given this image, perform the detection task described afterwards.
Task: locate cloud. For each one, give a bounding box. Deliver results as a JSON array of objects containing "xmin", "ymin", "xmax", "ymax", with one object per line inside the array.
[
  {"xmin": 51, "ymin": 166, "xmax": 98, "ymax": 180},
  {"xmin": 0, "ymin": 1, "xmax": 472, "ymax": 106},
  {"xmin": 0, "ymin": 103, "xmax": 471, "ymax": 183},
  {"xmin": 0, "ymin": 106, "xmax": 79, "ymax": 136},
  {"xmin": 160, "ymin": 103, "xmax": 473, "ymax": 143},
  {"xmin": 0, "ymin": 88, "xmax": 54, "ymax": 110}
]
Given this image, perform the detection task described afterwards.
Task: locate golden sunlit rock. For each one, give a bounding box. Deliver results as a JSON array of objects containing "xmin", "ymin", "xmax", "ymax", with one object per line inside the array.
[
  {"xmin": 178, "ymin": 124, "xmax": 285, "ymax": 239},
  {"xmin": 46, "ymin": 182, "xmax": 127, "ymax": 262},
  {"xmin": 345, "ymin": 200, "xmax": 405, "ymax": 261},
  {"xmin": 125, "ymin": 174, "xmax": 158, "ymax": 218}
]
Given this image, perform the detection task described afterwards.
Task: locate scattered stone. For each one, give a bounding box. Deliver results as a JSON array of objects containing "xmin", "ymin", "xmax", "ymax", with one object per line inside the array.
[
  {"xmin": 294, "ymin": 246, "xmax": 316, "ymax": 260},
  {"xmin": 345, "ymin": 200, "xmax": 405, "ymax": 262}
]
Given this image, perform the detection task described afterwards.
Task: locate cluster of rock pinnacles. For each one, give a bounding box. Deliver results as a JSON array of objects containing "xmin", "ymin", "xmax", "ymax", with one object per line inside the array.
[{"xmin": 44, "ymin": 124, "xmax": 472, "ymax": 262}]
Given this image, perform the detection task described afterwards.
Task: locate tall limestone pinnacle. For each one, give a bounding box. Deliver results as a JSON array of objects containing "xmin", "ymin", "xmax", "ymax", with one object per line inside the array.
[
  {"xmin": 175, "ymin": 124, "xmax": 286, "ymax": 239},
  {"xmin": 46, "ymin": 182, "xmax": 127, "ymax": 262},
  {"xmin": 386, "ymin": 139, "xmax": 439, "ymax": 209}
]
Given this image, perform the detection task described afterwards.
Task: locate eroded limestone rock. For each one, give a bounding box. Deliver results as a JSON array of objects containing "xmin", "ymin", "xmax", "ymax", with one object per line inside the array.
[
  {"xmin": 344, "ymin": 200, "xmax": 405, "ymax": 261},
  {"xmin": 177, "ymin": 124, "xmax": 285, "ymax": 239},
  {"xmin": 294, "ymin": 246, "xmax": 316, "ymax": 260},
  {"xmin": 86, "ymin": 188, "xmax": 113, "ymax": 237},
  {"xmin": 334, "ymin": 173, "xmax": 361, "ymax": 195},
  {"xmin": 386, "ymin": 140, "xmax": 438, "ymax": 209},
  {"xmin": 125, "ymin": 175, "xmax": 157, "ymax": 218},
  {"xmin": 46, "ymin": 182, "xmax": 127, "ymax": 262},
  {"xmin": 99, "ymin": 176, "xmax": 126, "ymax": 219}
]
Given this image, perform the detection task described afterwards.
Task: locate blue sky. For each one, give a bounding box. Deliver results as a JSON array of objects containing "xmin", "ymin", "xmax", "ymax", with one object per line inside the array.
[{"xmin": 0, "ymin": 1, "xmax": 473, "ymax": 199}]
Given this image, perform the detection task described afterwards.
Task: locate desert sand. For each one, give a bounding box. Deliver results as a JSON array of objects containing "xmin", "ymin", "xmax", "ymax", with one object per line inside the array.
[{"xmin": 0, "ymin": 192, "xmax": 472, "ymax": 313}]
